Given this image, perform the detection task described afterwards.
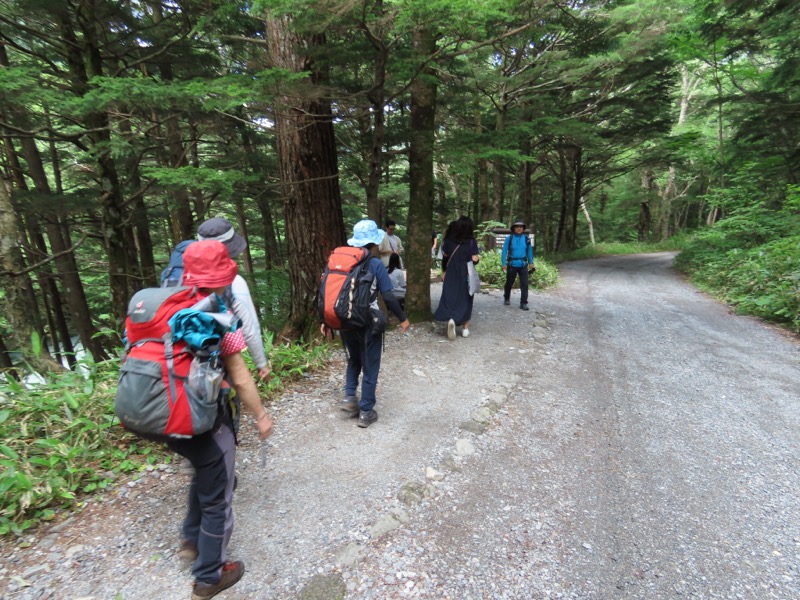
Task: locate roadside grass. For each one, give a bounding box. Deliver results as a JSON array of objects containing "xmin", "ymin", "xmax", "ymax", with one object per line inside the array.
[
  {"xmin": 0, "ymin": 337, "xmax": 331, "ymax": 538},
  {"xmin": 555, "ymin": 238, "xmax": 689, "ymax": 261},
  {"xmin": 676, "ymin": 234, "xmax": 800, "ymax": 332}
]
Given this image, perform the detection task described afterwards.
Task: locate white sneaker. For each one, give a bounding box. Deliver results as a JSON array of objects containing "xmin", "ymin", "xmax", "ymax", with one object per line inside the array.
[
  {"xmin": 462, "ymin": 328, "xmax": 470, "ymax": 338},
  {"xmin": 447, "ymin": 319, "xmax": 456, "ymax": 341}
]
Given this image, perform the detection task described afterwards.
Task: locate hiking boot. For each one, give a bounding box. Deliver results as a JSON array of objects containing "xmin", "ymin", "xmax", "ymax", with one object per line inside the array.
[
  {"xmin": 177, "ymin": 540, "xmax": 198, "ymax": 564},
  {"xmin": 191, "ymin": 561, "xmax": 245, "ymax": 600},
  {"xmin": 178, "ymin": 456, "xmax": 194, "ymax": 476},
  {"xmin": 520, "ymin": 304, "xmax": 529, "ymax": 311},
  {"xmin": 357, "ymin": 410, "xmax": 378, "ymax": 428},
  {"xmin": 339, "ymin": 396, "xmax": 359, "ymax": 417},
  {"xmin": 503, "ymin": 299, "xmax": 510, "ymax": 306},
  {"xmin": 447, "ymin": 319, "xmax": 456, "ymax": 341}
]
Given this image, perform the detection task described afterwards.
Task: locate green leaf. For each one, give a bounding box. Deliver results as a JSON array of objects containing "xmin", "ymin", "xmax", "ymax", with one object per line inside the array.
[
  {"xmin": 0, "ymin": 445, "xmax": 18, "ymax": 460},
  {"xmin": 31, "ymin": 331, "xmax": 42, "ymax": 357}
]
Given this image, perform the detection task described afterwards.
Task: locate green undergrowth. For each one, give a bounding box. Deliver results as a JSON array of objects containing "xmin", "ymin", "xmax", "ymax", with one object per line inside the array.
[
  {"xmin": 676, "ymin": 232, "xmax": 800, "ymax": 332},
  {"xmin": 556, "ymin": 238, "xmax": 688, "ymax": 261},
  {"xmin": 0, "ymin": 337, "xmax": 331, "ymax": 538}
]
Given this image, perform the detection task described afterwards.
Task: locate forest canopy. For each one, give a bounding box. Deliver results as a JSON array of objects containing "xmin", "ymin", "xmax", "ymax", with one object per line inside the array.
[{"xmin": 1, "ymin": 0, "xmax": 798, "ymax": 371}]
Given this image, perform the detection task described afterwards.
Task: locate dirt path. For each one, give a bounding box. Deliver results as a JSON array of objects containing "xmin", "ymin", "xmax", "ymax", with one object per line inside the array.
[{"xmin": 3, "ymin": 252, "xmax": 800, "ymax": 600}]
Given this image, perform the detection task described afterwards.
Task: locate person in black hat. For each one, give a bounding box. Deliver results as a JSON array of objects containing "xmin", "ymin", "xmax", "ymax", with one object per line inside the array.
[
  {"xmin": 501, "ymin": 220, "xmax": 535, "ymax": 310},
  {"xmin": 197, "ymin": 217, "xmax": 271, "ymax": 379}
]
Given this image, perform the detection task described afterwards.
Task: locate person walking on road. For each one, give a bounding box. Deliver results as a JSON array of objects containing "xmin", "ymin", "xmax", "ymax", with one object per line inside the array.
[
  {"xmin": 501, "ymin": 220, "xmax": 535, "ymax": 311},
  {"xmin": 434, "ymin": 216, "xmax": 480, "ymax": 339},
  {"xmin": 173, "ymin": 240, "xmax": 274, "ymax": 600},
  {"xmin": 321, "ymin": 220, "xmax": 410, "ymax": 428}
]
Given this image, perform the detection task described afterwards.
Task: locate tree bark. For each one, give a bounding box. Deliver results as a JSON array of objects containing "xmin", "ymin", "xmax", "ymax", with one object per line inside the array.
[
  {"xmin": 492, "ymin": 100, "xmax": 507, "ymax": 222},
  {"xmin": 152, "ymin": 2, "xmax": 194, "ymax": 243},
  {"xmin": 0, "ymin": 179, "xmax": 62, "ymax": 374},
  {"xmin": 519, "ymin": 136, "xmax": 533, "ymax": 228},
  {"xmin": 364, "ymin": 0, "xmax": 388, "ymax": 223},
  {"xmin": 118, "ymin": 113, "xmax": 157, "ymax": 287},
  {"xmin": 18, "ymin": 134, "xmax": 111, "ymax": 360},
  {"xmin": 265, "ymin": 15, "xmax": 345, "ymax": 339},
  {"xmin": 405, "ymin": 25, "xmax": 437, "ymax": 322},
  {"xmin": 234, "ymin": 194, "xmax": 254, "ymax": 275},
  {"xmin": 639, "ymin": 169, "xmax": 655, "ymax": 242},
  {"xmin": 556, "ymin": 143, "xmax": 582, "ymax": 251},
  {"xmin": 56, "ymin": 4, "xmax": 140, "ymax": 323}
]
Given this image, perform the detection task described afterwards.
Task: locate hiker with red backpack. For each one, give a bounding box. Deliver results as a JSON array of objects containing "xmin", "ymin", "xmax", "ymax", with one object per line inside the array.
[
  {"xmin": 120, "ymin": 240, "xmax": 273, "ymax": 600},
  {"xmin": 319, "ymin": 220, "xmax": 410, "ymax": 428}
]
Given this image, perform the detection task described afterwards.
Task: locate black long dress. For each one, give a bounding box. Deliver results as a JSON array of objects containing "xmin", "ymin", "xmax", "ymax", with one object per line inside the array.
[{"xmin": 434, "ymin": 238, "xmax": 478, "ymax": 325}]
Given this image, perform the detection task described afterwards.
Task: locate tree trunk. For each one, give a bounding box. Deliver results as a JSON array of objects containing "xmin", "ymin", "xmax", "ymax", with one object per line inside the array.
[
  {"xmin": 265, "ymin": 15, "xmax": 345, "ymax": 339},
  {"xmin": 17, "ymin": 113, "xmax": 110, "ymax": 360},
  {"xmin": 580, "ymin": 197, "xmax": 595, "ymax": 246},
  {"xmin": 477, "ymin": 158, "xmax": 490, "ymax": 223},
  {"xmin": 0, "ymin": 332, "xmax": 15, "ymax": 374},
  {"xmin": 152, "ymin": 2, "xmax": 194, "ymax": 242},
  {"xmin": 118, "ymin": 113, "xmax": 156, "ymax": 287},
  {"xmin": 0, "ymin": 179, "xmax": 62, "ymax": 374},
  {"xmin": 556, "ymin": 143, "xmax": 582, "ymax": 251},
  {"xmin": 234, "ymin": 195, "xmax": 254, "ymax": 275},
  {"xmin": 639, "ymin": 169, "xmax": 655, "ymax": 242},
  {"xmin": 364, "ymin": 4, "xmax": 388, "ymax": 223},
  {"xmin": 491, "ymin": 100, "xmax": 507, "ymax": 222},
  {"xmin": 639, "ymin": 201, "xmax": 652, "ymax": 241},
  {"xmin": 56, "ymin": 4, "xmax": 140, "ymax": 323},
  {"xmin": 405, "ymin": 25, "xmax": 437, "ymax": 322},
  {"xmin": 26, "ymin": 218, "xmax": 76, "ymax": 368},
  {"xmin": 255, "ymin": 193, "xmax": 282, "ymax": 269},
  {"xmin": 519, "ymin": 136, "xmax": 533, "ymax": 228}
]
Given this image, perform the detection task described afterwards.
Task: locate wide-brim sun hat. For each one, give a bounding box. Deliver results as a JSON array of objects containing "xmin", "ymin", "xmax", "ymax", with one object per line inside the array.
[
  {"xmin": 511, "ymin": 220, "xmax": 526, "ymax": 229},
  {"xmin": 197, "ymin": 217, "xmax": 247, "ymax": 258},
  {"xmin": 348, "ymin": 219, "xmax": 385, "ymax": 247},
  {"xmin": 182, "ymin": 240, "xmax": 238, "ymax": 288}
]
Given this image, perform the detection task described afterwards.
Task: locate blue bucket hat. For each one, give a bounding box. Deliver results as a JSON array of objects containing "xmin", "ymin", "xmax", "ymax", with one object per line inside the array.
[{"xmin": 347, "ymin": 219, "xmax": 385, "ymax": 247}]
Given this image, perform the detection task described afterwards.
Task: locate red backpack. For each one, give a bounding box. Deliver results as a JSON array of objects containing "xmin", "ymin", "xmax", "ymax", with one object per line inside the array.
[
  {"xmin": 318, "ymin": 246, "xmax": 377, "ymax": 330},
  {"xmin": 115, "ymin": 286, "xmax": 224, "ymax": 441}
]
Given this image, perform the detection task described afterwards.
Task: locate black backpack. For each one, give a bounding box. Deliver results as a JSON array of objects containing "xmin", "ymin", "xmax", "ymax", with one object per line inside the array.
[{"xmin": 319, "ymin": 247, "xmax": 384, "ymax": 332}]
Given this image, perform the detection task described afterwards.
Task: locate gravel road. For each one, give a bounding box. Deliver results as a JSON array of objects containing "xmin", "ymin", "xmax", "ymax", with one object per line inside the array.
[{"xmin": 2, "ymin": 252, "xmax": 799, "ymax": 600}]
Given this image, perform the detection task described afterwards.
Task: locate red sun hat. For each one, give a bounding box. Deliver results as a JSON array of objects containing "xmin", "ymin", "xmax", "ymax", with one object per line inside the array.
[{"xmin": 182, "ymin": 240, "xmax": 238, "ymax": 288}]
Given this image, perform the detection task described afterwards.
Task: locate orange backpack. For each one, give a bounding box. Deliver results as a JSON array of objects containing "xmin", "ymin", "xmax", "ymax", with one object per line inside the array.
[{"xmin": 318, "ymin": 247, "xmax": 376, "ymax": 330}]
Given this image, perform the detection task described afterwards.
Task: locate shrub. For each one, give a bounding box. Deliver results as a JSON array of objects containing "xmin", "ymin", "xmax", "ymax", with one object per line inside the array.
[
  {"xmin": 679, "ymin": 236, "xmax": 800, "ymax": 331},
  {"xmin": 0, "ymin": 336, "xmax": 332, "ymax": 536},
  {"xmin": 0, "ymin": 360, "xmax": 146, "ymax": 536}
]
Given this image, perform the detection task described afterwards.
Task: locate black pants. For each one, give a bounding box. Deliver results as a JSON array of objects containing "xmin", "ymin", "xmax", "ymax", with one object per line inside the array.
[
  {"xmin": 504, "ymin": 265, "xmax": 529, "ymax": 306},
  {"xmin": 167, "ymin": 421, "xmax": 236, "ymax": 584}
]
